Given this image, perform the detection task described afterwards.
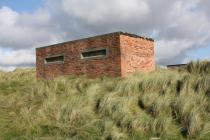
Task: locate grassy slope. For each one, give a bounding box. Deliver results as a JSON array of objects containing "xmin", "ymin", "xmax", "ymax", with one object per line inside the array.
[{"xmin": 0, "ymin": 61, "xmax": 210, "ymax": 140}]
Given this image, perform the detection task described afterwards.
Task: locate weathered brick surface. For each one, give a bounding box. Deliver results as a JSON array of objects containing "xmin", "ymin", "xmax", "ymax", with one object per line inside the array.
[
  {"xmin": 120, "ymin": 34, "xmax": 155, "ymax": 76},
  {"xmin": 36, "ymin": 32, "xmax": 155, "ymax": 78}
]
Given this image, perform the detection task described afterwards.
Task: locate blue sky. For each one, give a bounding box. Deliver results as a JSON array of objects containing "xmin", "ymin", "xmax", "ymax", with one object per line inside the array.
[
  {"xmin": 188, "ymin": 45, "xmax": 210, "ymax": 60},
  {"xmin": 0, "ymin": 0, "xmax": 43, "ymax": 12},
  {"xmin": 0, "ymin": 0, "xmax": 209, "ymax": 70}
]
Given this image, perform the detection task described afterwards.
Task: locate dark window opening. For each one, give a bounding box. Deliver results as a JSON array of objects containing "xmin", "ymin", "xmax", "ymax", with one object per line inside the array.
[
  {"xmin": 81, "ymin": 48, "xmax": 107, "ymax": 59},
  {"xmin": 45, "ymin": 55, "xmax": 64, "ymax": 64}
]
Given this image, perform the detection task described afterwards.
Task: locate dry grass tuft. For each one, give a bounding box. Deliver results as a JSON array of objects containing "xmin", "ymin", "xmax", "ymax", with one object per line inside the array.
[{"xmin": 0, "ymin": 61, "xmax": 210, "ymax": 140}]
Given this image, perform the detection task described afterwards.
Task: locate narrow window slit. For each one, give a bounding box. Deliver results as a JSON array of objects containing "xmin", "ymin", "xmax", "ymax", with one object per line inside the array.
[
  {"xmin": 45, "ymin": 55, "xmax": 64, "ymax": 64},
  {"xmin": 81, "ymin": 48, "xmax": 107, "ymax": 59}
]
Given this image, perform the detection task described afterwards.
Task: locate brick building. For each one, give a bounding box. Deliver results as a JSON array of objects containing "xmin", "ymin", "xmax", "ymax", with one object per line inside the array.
[{"xmin": 36, "ymin": 32, "xmax": 155, "ymax": 78}]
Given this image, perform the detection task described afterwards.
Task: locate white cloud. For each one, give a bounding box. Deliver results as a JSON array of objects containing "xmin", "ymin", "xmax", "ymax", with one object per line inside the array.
[
  {"xmin": 0, "ymin": 48, "xmax": 35, "ymax": 67},
  {"xmin": 0, "ymin": 6, "xmax": 63, "ymax": 49},
  {"xmin": 156, "ymin": 39, "xmax": 194, "ymax": 65},
  {"xmin": 62, "ymin": 0, "xmax": 150, "ymax": 25},
  {"xmin": 0, "ymin": 7, "xmax": 18, "ymax": 25}
]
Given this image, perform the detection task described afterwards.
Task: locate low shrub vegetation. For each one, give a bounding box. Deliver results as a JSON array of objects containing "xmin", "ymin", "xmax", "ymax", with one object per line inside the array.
[{"xmin": 0, "ymin": 61, "xmax": 210, "ymax": 140}]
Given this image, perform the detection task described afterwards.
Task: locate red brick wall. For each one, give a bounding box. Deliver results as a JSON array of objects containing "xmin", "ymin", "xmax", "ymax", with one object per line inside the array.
[
  {"xmin": 120, "ymin": 34, "xmax": 155, "ymax": 76},
  {"xmin": 36, "ymin": 32, "xmax": 155, "ymax": 78},
  {"xmin": 36, "ymin": 33, "xmax": 121, "ymax": 78}
]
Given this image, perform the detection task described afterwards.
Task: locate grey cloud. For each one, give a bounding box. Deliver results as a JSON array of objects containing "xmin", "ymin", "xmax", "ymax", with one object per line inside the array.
[
  {"xmin": 58, "ymin": 0, "xmax": 210, "ymax": 64},
  {"xmin": 198, "ymin": 0, "xmax": 210, "ymax": 19}
]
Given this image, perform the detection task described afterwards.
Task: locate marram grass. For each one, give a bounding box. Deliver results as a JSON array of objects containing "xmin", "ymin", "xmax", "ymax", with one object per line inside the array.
[{"xmin": 0, "ymin": 61, "xmax": 210, "ymax": 140}]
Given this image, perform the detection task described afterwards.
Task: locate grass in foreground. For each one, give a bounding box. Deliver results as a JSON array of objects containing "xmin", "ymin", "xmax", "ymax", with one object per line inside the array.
[{"xmin": 0, "ymin": 61, "xmax": 210, "ymax": 140}]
